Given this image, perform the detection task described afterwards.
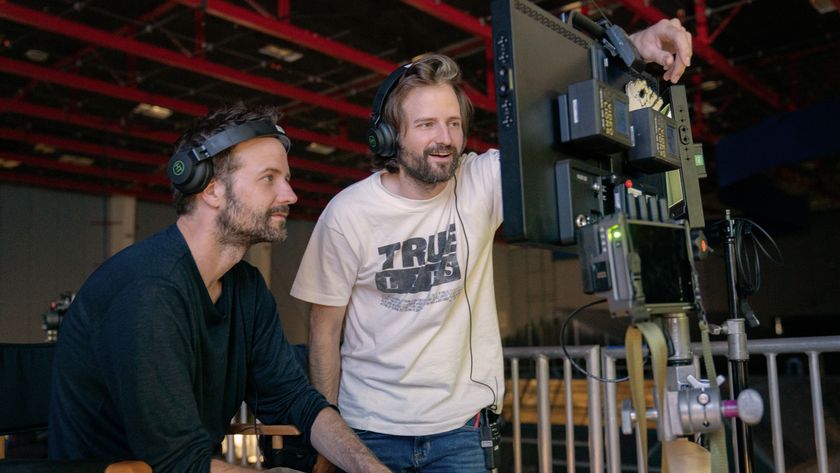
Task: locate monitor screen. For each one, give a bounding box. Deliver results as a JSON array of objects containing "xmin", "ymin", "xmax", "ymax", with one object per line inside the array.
[{"xmin": 628, "ymin": 222, "xmax": 694, "ymax": 305}]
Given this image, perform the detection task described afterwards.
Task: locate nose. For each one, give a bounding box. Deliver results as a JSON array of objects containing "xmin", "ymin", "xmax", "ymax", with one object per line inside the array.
[
  {"xmin": 278, "ymin": 179, "xmax": 298, "ymax": 206},
  {"xmin": 435, "ymin": 122, "xmax": 453, "ymax": 146}
]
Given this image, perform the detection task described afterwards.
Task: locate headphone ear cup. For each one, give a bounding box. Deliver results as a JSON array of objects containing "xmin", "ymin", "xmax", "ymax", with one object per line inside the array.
[
  {"xmin": 168, "ymin": 153, "xmax": 213, "ymax": 194},
  {"xmin": 369, "ymin": 122, "xmax": 398, "ymax": 158},
  {"xmin": 184, "ymin": 160, "xmax": 214, "ymax": 195}
]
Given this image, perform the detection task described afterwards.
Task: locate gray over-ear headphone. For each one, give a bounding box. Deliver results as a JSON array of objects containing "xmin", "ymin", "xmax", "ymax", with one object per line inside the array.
[{"xmin": 167, "ymin": 119, "xmax": 291, "ymax": 195}]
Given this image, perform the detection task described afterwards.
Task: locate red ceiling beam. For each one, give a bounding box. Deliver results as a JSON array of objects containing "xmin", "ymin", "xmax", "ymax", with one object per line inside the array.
[
  {"xmin": 706, "ymin": 1, "xmax": 744, "ymax": 44},
  {"xmin": 21, "ymin": 1, "xmax": 180, "ymax": 97},
  {"xmin": 399, "ymin": 0, "xmax": 495, "ymax": 111},
  {"xmin": 283, "ymin": 126, "xmax": 368, "ymax": 155},
  {"xmin": 287, "ymin": 157, "xmax": 369, "ymax": 181},
  {"xmin": 400, "ymin": 0, "xmax": 491, "ymax": 40},
  {"xmin": 0, "ymin": 126, "xmax": 354, "ymax": 194},
  {"xmin": 0, "ymin": 97, "xmax": 370, "ymax": 178},
  {"xmin": 614, "ymin": 0, "xmax": 787, "ymax": 110},
  {"xmin": 173, "ymin": 0, "xmax": 495, "ymax": 112},
  {"xmin": 0, "ymin": 57, "xmax": 368, "ymax": 155},
  {"xmin": 0, "ymin": 2, "xmax": 370, "ymax": 119},
  {"xmin": 175, "ymin": 0, "xmax": 396, "ymax": 75},
  {"xmin": 0, "ymin": 57, "xmax": 207, "ymax": 116},
  {"xmin": 0, "ymin": 98, "xmax": 181, "ymax": 143},
  {"xmin": 0, "ymin": 128, "xmax": 166, "ymax": 166},
  {"xmin": 0, "ymin": 167, "xmax": 171, "ymax": 203},
  {"xmin": 0, "ymin": 151, "xmax": 169, "ymax": 187},
  {"xmin": 0, "ymin": 166, "xmax": 328, "ymax": 213}
]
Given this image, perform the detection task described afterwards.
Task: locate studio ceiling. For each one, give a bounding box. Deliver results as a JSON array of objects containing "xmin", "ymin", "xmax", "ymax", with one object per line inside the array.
[{"xmin": 1, "ymin": 0, "xmax": 838, "ymax": 220}]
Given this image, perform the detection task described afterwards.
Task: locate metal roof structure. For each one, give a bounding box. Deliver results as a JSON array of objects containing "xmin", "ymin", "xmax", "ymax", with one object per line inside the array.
[{"xmin": 1, "ymin": 0, "xmax": 838, "ymax": 220}]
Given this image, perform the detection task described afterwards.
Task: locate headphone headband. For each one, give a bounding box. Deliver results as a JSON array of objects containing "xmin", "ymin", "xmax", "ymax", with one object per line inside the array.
[{"xmin": 168, "ymin": 119, "xmax": 291, "ymax": 194}]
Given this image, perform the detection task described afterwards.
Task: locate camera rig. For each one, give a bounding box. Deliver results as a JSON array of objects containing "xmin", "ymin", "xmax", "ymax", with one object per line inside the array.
[{"xmin": 490, "ymin": 0, "xmax": 763, "ymax": 470}]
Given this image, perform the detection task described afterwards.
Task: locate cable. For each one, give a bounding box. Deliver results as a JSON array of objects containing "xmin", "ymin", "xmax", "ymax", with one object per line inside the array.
[
  {"xmin": 453, "ymin": 174, "xmax": 498, "ymax": 410},
  {"xmin": 732, "ymin": 218, "xmax": 783, "ymax": 297},
  {"xmin": 559, "ymin": 298, "xmax": 634, "ymax": 383}
]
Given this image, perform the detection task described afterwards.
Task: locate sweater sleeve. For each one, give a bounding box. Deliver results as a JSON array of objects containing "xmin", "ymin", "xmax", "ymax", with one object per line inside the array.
[
  {"xmin": 245, "ymin": 272, "xmax": 331, "ymax": 445},
  {"xmin": 95, "ymin": 278, "xmax": 212, "ymax": 473}
]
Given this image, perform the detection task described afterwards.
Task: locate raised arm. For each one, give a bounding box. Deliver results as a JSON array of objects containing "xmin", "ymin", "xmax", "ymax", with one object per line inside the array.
[{"xmin": 629, "ymin": 18, "xmax": 693, "ymax": 83}]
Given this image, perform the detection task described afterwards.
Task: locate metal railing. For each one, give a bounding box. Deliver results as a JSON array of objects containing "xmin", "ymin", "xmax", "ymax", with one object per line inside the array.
[{"xmin": 503, "ymin": 335, "xmax": 840, "ymax": 473}]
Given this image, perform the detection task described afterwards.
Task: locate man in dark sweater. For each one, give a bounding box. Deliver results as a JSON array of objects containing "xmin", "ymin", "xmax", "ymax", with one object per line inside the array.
[{"xmin": 48, "ymin": 105, "xmax": 388, "ymax": 473}]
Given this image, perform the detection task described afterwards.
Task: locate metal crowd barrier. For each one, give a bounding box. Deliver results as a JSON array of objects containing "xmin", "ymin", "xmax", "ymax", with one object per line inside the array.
[{"xmin": 503, "ymin": 335, "xmax": 840, "ymax": 473}]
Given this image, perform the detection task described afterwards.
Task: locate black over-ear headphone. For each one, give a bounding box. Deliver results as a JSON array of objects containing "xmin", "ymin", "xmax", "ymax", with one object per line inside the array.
[
  {"xmin": 366, "ymin": 63, "xmax": 413, "ymax": 158},
  {"xmin": 167, "ymin": 119, "xmax": 291, "ymax": 195}
]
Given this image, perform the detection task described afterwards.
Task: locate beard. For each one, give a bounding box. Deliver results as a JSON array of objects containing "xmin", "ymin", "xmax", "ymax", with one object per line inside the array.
[
  {"xmin": 396, "ymin": 143, "xmax": 461, "ymax": 185},
  {"xmin": 216, "ymin": 187, "xmax": 288, "ymax": 248}
]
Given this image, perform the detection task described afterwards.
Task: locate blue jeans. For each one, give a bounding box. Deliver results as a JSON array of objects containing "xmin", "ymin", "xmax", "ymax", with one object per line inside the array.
[{"xmin": 355, "ymin": 419, "xmax": 486, "ymax": 472}]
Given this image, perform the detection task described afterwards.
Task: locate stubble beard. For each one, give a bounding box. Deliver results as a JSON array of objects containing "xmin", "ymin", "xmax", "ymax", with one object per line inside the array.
[
  {"xmin": 216, "ymin": 187, "xmax": 288, "ymax": 249},
  {"xmin": 396, "ymin": 143, "xmax": 461, "ymax": 185}
]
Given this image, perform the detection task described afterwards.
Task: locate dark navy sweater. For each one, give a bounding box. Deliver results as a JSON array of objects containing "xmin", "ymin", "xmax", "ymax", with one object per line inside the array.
[{"xmin": 49, "ymin": 224, "xmax": 329, "ymax": 472}]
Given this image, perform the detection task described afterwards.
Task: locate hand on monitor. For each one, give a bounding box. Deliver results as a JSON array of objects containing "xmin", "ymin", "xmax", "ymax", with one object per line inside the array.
[{"xmin": 629, "ymin": 18, "xmax": 693, "ymax": 83}]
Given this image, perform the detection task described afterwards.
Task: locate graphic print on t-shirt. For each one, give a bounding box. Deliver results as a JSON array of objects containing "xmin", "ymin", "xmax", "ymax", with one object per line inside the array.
[{"xmin": 375, "ymin": 223, "xmax": 462, "ymax": 311}]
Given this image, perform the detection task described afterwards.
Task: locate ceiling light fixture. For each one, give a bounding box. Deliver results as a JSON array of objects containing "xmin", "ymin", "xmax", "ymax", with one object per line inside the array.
[
  {"xmin": 33, "ymin": 143, "xmax": 56, "ymax": 154},
  {"xmin": 259, "ymin": 44, "xmax": 303, "ymax": 63},
  {"xmin": 58, "ymin": 154, "xmax": 95, "ymax": 166},
  {"xmin": 0, "ymin": 158, "xmax": 21, "ymax": 169},
  {"xmin": 133, "ymin": 103, "xmax": 173, "ymax": 120},
  {"xmin": 306, "ymin": 142, "xmax": 336, "ymax": 155},
  {"xmin": 24, "ymin": 49, "xmax": 49, "ymax": 62}
]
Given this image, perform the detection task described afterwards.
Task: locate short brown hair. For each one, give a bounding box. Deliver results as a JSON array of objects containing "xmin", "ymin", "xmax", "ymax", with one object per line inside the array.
[
  {"xmin": 171, "ymin": 104, "xmax": 283, "ymax": 215},
  {"xmin": 371, "ymin": 53, "xmax": 474, "ymax": 173}
]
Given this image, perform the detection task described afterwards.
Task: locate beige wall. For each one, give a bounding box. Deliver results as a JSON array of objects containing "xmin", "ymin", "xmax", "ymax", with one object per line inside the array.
[{"xmin": 2, "ymin": 182, "xmax": 839, "ymax": 345}]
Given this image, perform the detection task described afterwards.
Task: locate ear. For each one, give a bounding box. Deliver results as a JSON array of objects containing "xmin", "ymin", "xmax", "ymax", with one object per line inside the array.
[{"xmin": 199, "ymin": 178, "xmax": 225, "ymax": 209}]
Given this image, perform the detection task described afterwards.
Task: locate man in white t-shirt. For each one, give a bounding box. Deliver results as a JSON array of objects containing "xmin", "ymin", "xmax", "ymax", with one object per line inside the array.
[{"xmin": 293, "ymin": 20, "xmax": 692, "ymax": 472}]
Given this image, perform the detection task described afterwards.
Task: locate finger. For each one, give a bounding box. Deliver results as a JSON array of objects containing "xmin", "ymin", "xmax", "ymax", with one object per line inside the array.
[
  {"xmin": 656, "ymin": 51, "xmax": 675, "ymax": 69},
  {"xmin": 683, "ymin": 30, "xmax": 693, "ymax": 66},
  {"xmin": 667, "ymin": 19, "xmax": 693, "ymax": 68},
  {"xmin": 668, "ymin": 55, "xmax": 688, "ymax": 83}
]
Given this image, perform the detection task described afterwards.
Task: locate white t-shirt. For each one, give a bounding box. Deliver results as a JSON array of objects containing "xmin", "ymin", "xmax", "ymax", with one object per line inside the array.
[{"xmin": 291, "ymin": 150, "xmax": 504, "ymax": 435}]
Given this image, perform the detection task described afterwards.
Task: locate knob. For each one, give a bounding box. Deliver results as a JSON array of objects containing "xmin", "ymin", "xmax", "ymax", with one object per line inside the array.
[{"xmin": 721, "ymin": 389, "xmax": 764, "ymax": 425}]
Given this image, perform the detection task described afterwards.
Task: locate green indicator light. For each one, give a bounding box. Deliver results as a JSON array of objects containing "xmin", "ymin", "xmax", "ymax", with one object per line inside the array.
[{"xmin": 607, "ymin": 224, "xmax": 622, "ymax": 242}]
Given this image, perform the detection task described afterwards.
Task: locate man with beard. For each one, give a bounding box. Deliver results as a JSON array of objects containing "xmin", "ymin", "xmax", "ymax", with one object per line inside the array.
[
  {"xmin": 49, "ymin": 105, "xmax": 389, "ymax": 473},
  {"xmin": 293, "ymin": 19, "xmax": 693, "ymax": 472}
]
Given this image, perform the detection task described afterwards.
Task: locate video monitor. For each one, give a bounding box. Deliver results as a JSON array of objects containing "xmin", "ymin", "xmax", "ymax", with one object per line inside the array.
[
  {"xmin": 490, "ymin": 0, "xmax": 705, "ymax": 247},
  {"xmin": 578, "ymin": 213, "xmax": 697, "ymax": 319}
]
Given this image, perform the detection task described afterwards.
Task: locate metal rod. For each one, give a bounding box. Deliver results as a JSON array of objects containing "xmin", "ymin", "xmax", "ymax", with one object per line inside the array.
[
  {"xmin": 604, "ymin": 355, "xmax": 620, "ymax": 473},
  {"xmin": 723, "ymin": 210, "xmax": 740, "ymax": 320},
  {"xmin": 564, "ymin": 358, "xmax": 575, "ymax": 473},
  {"xmin": 511, "ymin": 357, "xmax": 523, "ymax": 473},
  {"xmin": 587, "ymin": 346, "xmax": 604, "ymax": 473},
  {"xmin": 765, "ymin": 353, "xmax": 786, "ymax": 473},
  {"xmin": 807, "ymin": 351, "xmax": 829, "ymax": 473},
  {"xmin": 731, "ymin": 359, "xmax": 754, "ymax": 473},
  {"xmin": 536, "ymin": 354, "xmax": 553, "ymax": 473}
]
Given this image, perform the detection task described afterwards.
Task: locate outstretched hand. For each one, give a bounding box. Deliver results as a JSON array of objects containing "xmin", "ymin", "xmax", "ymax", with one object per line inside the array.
[{"xmin": 629, "ymin": 18, "xmax": 693, "ymax": 83}]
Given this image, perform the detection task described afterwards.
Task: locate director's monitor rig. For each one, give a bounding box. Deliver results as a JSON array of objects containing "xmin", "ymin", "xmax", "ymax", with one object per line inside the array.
[{"xmin": 490, "ymin": 0, "xmax": 763, "ymax": 464}]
